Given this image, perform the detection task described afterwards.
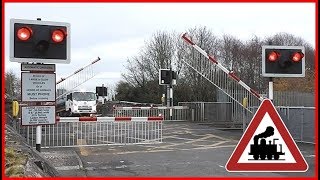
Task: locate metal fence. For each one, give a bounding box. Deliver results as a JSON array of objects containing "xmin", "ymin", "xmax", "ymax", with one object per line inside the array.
[
  {"xmin": 218, "ymin": 90, "xmax": 315, "ymax": 107},
  {"xmin": 179, "ymin": 102, "xmax": 245, "ymax": 128},
  {"xmin": 247, "ymin": 106, "xmax": 315, "ymax": 144},
  {"xmin": 7, "ymin": 117, "xmax": 163, "ymax": 148},
  {"xmin": 272, "ymin": 91, "xmax": 315, "ymax": 107},
  {"xmin": 178, "ymin": 102, "xmax": 316, "ymax": 143},
  {"xmin": 113, "ymin": 106, "xmax": 191, "ymax": 121}
]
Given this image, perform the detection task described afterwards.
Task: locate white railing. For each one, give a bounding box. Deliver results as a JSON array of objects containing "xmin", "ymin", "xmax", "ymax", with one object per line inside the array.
[
  {"xmin": 9, "ymin": 116, "xmax": 163, "ymax": 148},
  {"xmin": 113, "ymin": 106, "xmax": 190, "ymax": 121}
]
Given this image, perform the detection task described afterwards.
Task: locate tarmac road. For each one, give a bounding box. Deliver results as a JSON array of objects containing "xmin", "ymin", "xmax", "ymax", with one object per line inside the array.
[{"xmin": 41, "ymin": 121, "xmax": 316, "ymax": 177}]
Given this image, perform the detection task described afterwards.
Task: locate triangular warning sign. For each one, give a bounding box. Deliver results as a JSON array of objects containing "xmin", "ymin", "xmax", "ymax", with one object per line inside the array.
[{"xmin": 225, "ymin": 99, "xmax": 308, "ymax": 172}]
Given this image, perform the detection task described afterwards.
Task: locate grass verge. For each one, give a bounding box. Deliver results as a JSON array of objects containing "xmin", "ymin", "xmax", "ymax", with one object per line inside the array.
[{"xmin": 5, "ymin": 147, "xmax": 28, "ymax": 177}]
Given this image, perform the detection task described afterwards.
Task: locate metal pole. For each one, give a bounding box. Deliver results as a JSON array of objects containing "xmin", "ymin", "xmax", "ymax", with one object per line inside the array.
[
  {"xmin": 36, "ymin": 17, "xmax": 42, "ymax": 152},
  {"xmin": 36, "ymin": 125, "xmax": 42, "ymax": 152},
  {"xmin": 162, "ymin": 70, "xmax": 166, "ymax": 106},
  {"xmin": 300, "ymin": 108, "xmax": 304, "ymax": 142},
  {"xmin": 269, "ymin": 77, "xmax": 273, "ymax": 101},
  {"xmin": 162, "ymin": 93, "xmax": 166, "ymax": 106},
  {"xmin": 169, "ymin": 67, "xmax": 173, "ymax": 120},
  {"xmin": 166, "ymin": 86, "xmax": 170, "ymax": 106},
  {"xmin": 102, "ymin": 84, "xmax": 105, "ymax": 104}
]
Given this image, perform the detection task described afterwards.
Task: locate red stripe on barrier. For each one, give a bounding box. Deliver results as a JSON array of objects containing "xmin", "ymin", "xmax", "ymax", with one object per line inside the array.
[
  {"xmin": 79, "ymin": 117, "xmax": 97, "ymax": 121},
  {"xmin": 115, "ymin": 117, "xmax": 132, "ymax": 121},
  {"xmin": 181, "ymin": 33, "xmax": 195, "ymax": 45},
  {"xmin": 147, "ymin": 117, "xmax": 164, "ymax": 121},
  {"xmin": 208, "ymin": 55, "xmax": 218, "ymax": 64},
  {"xmin": 56, "ymin": 116, "xmax": 60, "ymax": 122},
  {"xmin": 250, "ymin": 89, "xmax": 261, "ymax": 99},
  {"xmin": 228, "ymin": 72, "xmax": 240, "ymax": 82}
]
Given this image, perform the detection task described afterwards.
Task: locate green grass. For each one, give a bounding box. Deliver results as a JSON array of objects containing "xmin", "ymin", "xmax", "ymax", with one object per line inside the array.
[{"xmin": 5, "ymin": 147, "xmax": 28, "ymax": 177}]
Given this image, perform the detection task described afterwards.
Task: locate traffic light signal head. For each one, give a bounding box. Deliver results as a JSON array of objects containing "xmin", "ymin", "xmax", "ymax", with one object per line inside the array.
[
  {"xmin": 159, "ymin": 69, "xmax": 171, "ymax": 85},
  {"xmin": 96, "ymin": 86, "xmax": 108, "ymax": 96},
  {"xmin": 262, "ymin": 46, "xmax": 305, "ymax": 77},
  {"xmin": 159, "ymin": 69, "xmax": 177, "ymax": 85},
  {"xmin": 10, "ymin": 19, "xmax": 71, "ymax": 64}
]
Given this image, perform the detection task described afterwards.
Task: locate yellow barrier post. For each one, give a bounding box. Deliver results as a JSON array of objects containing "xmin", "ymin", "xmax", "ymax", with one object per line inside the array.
[
  {"xmin": 242, "ymin": 97, "xmax": 248, "ymax": 133},
  {"xmin": 242, "ymin": 97, "xmax": 248, "ymax": 109},
  {"xmin": 12, "ymin": 100, "xmax": 19, "ymax": 118},
  {"xmin": 161, "ymin": 96, "xmax": 165, "ymax": 106},
  {"xmin": 12, "ymin": 100, "xmax": 19, "ymax": 129}
]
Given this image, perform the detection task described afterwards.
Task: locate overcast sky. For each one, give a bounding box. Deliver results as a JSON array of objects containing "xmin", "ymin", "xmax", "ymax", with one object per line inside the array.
[{"xmin": 5, "ymin": 3, "xmax": 316, "ymax": 93}]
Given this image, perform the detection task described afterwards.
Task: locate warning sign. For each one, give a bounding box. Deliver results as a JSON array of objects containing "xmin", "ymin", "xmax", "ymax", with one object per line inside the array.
[
  {"xmin": 21, "ymin": 72, "xmax": 56, "ymax": 102},
  {"xmin": 21, "ymin": 106, "xmax": 56, "ymax": 126},
  {"xmin": 225, "ymin": 99, "xmax": 308, "ymax": 172}
]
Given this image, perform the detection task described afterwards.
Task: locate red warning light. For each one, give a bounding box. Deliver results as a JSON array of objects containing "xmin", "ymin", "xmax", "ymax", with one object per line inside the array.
[
  {"xmin": 52, "ymin": 29, "xmax": 65, "ymax": 43},
  {"xmin": 267, "ymin": 51, "xmax": 280, "ymax": 62},
  {"xmin": 17, "ymin": 27, "xmax": 32, "ymax": 41},
  {"xmin": 292, "ymin": 52, "xmax": 304, "ymax": 62}
]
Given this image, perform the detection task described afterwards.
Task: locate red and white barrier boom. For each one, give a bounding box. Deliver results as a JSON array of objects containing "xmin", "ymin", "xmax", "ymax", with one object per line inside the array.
[
  {"xmin": 56, "ymin": 57, "xmax": 101, "ymax": 100},
  {"xmin": 56, "ymin": 116, "xmax": 163, "ymax": 122},
  {"xmin": 181, "ymin": 33, "xmax": 264, "ymax": 102},
  {"xmin": 56, "ymin": 57, "xmax": 101, "ymax": 85}
]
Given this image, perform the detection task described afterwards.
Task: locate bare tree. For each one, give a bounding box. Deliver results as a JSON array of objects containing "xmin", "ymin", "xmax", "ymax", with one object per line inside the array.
[
  {"xmin": 176, "ymin": 26, "xmax": 219, "ymax": 101},
  {"xmin": 119, "ymin": 31, "xmax": 177, "ymax": 103},
  {"xmin": 264, "ymin": 32, "xmax": 305, "ymax": 46},
  {"xmin": 123, "ymin": 54, "xmax": 147, "ymax": 87},
  {"xmin": 123, "ymin": 31, "xmax": 176, "ymax": 87},
  {"xmin": 241, "ymin": 35, "xmax": 266, "ymax": 91},
  {"xmin": 118, "ymin": 29, "xmax": 315, "ymax": 104},
  {"xmin": 5, "ymin": 70, "xmax": 21, "ymax": 100},
  {"xmin": 217, "ymin": 34, "xmax": 244, "ymax": 70}
]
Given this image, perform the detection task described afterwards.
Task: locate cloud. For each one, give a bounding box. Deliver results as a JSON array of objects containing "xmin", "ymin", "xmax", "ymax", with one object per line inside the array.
[
  {"xmin": 4, "ymin": 2, "xmax": 315, "ymax": 92},
  {"xmin": 94, "ymin": 72, "xmax": 122, "ymax": 79},
  {"xmin": 70, "ymin": 37, "xmax": 145, "ymax": 64},
  {"xmin": 53, "ymin": 37, "xmax": 145, "ymax": 83}
]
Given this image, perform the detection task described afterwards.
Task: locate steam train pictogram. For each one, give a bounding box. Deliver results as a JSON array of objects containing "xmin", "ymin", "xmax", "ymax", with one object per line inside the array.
[{"xmin": 248, "ymin": 126, "xmax": 285, "ymax": 160}]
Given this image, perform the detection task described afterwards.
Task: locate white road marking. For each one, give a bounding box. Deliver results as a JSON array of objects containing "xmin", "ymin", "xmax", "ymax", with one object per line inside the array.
[
  {"xmin": 305, "ymin": 155, "xmax": 315, "ymax": 158},
  {"xmin": 55, "ymin": 165, "xmax": 80, "ymax": 171}
]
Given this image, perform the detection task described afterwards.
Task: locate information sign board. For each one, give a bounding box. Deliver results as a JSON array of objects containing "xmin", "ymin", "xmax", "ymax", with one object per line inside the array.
[
  {"xmin": 21, "ymin": 72, "xmax": 56, "ymax": 102},
  {"xmin": 21, "ymin": 105, "xmax": 56, "ymax": 125}
]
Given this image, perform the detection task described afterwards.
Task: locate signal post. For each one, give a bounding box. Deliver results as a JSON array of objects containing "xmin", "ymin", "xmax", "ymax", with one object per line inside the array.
[
  {"xmin": 10, "ymin": 18, "xmax": 71, "ymax": 152},
  {"xmin": 262, "ymin": 45, "xmax": 305, "ymax": 102},
  {"xmin": 159, "ymin": 69, "xmax": 177, "ymax": 120}
]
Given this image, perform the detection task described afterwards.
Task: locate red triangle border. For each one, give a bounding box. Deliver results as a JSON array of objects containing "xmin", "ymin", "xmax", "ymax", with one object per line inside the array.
[{"xmin": 225, "ymin": 99, "xmax": 309, "ymax": 172}]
